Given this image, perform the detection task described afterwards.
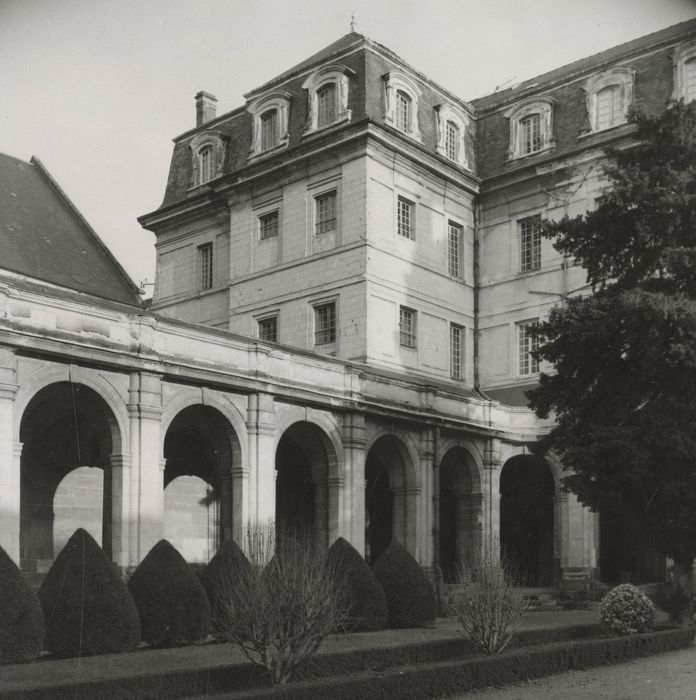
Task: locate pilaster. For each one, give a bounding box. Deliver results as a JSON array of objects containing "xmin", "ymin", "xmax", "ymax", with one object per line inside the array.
[
  {"xmin": 341, "ymin": 412, "xmax": 366, "ymax": 552},
  {"xmin": 0, "ymin": 348, "xmax": 19, "ymax": 563},
  {"xmin": 246, "ymin": 392, "xmax": 277, "ymax": 531}
]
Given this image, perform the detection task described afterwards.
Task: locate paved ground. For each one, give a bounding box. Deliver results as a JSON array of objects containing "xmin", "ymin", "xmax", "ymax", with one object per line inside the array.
[{"xmin": 444, "ymin": 643, "xmax": 696, "ymax": 699}]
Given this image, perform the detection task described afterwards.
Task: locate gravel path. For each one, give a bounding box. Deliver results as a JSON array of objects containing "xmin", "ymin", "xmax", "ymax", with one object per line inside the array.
[{"xmin": 443, "ymin": 643, "xmax": 696, "ymax": 699}]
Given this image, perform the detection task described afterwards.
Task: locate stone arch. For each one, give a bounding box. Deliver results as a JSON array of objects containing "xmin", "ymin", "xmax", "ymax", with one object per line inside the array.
[{"xmin": 364, "ymin": 429, "xmax": 420, "ymax": 562}]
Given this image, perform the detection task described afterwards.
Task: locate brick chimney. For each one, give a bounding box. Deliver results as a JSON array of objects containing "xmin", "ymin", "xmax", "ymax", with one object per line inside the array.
[{"xmin": 195, "ymin": 91, "xmax": 217, "ymax": 127}]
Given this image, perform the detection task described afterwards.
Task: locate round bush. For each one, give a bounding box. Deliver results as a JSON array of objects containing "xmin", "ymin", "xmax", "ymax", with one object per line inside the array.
[
  {"xmin": 0, "ymin": 545, "xmax": 45, "ymax": 663},
  {"xmin": 200, "ymin": 538, "xmax": 252, "ymax": 635},
  {"xmin": 326, "ymin": 537, "xmax": 387, "ymax": 631},
  {"xmin": 38, "ymin": 528, "xmax": 140, "ymax": 657},
  {"xmin": 372, "ymin": 541, "xmax": 436, "ymax": 628},
  {"xmin": 128, "ymin": 539, "xmax": 211, "ymax": 647},
  {"xmin": 599, "ymin": 583, "xmax": 656, "ymax": 634}
]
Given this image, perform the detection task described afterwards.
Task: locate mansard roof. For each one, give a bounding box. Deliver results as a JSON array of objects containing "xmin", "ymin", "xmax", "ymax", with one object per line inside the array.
[
  {"xmin": 472, "ymin": 17, "xmax": 696, "ymax": 112},
  {"xmin": 0, "ymin": 153, "xmax": 141, "ymax": 306}
]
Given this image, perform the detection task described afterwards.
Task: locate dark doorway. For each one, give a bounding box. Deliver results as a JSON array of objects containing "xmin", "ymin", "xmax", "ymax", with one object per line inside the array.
[{"xmin": 365, "ymin": 454, "xmax": 392, "ymax": 564}]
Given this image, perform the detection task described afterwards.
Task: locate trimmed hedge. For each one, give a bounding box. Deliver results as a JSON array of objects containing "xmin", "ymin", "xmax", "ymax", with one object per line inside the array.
[
  {"xmin": 37, "ymin": 528, "xmax": 140, "ymax": 657},
  {"xmin": 0, "ymin": 545, "xmax": 44, "ymax": 664},
  {"xmin": 600, "ymin": 583, "xmax": 656, "ymax": 634},
  {"xmin": 326, "ymin": 537, "xmax": 387, "ymax": 631},
  {"xmin": 372, "ymin": 541, "xmax": 436, "ymax": 628},
  {"xmin": 200, "ymin": 538, "xmax": 252, "ymax": 635},
  {"xmin": 128, "ymin": 539, "xmax": 211, "ymax": 647}
]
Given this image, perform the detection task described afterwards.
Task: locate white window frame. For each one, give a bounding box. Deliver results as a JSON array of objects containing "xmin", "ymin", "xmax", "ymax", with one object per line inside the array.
[
  {"xmin": 314, "ymin": 189, "xmax": 338, "ymax": 235},
  {"xmin": 399, "ymin": 306, "xmax": 417, "ymax": 349},
  {"xmin": 504, "ymin": 98, "xmax": 555, "ymax": 160},
  {"xmin": 189, "ymin": 131, "xmax": 225, "ymax": 188},
  {"xmin": 247, "ymin": 90, "xmax": 290, "ymax": 157},
  {"xmin": 256, "ymin": 313, "xmax": 279, "ymax": 343},
  {"xmin": 258, "ymin": 209, "xmax": 280, "ymax": 241},
  {"xmin": 397, "ymin": 195, "xmax": 415, "ymax": 240},
  {"xmin": 519, "ymin": 215, "xmax": 542, "ymax": 273},
  {"xmin": 448, "ymin": 220, "xmax": 463, "ymax": 278},
  {"xmin": 584, "ymin": 68, "xmax": 635, "ymax": 133},
  {"xmin": 197, "ymin": 242, "xmax": 214, "ymax": 291},
  {"xmin": 673, "ymin": 42, "xmax": 696, "ymax": 103},
  {"xmin": 383, "ymin": 70, "xmax": 422, "ymax": 141},
  {"xmin": 517, "ymin": 320, "xmax": 540, "ymax": 376},
  {"xmin": 312, "ymin": 299, "xmax": 337, "ymax": 348},
  {"xmin": 450, "ymin": 323, "xmax": 464, "ymax": 380},
  {"xmin": 302, "ymin": 64, "xmax": 353, "ymax": 134},
  {"xmin": 435, "ymin": 102, "xmax": 470, "ymax": 167}
]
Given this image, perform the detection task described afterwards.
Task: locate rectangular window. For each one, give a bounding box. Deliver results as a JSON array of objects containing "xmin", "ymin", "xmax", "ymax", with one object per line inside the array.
[
  {"xmin": 396, "ymin": 90, "xmax": 411, "ymax": 133},
  {"xmin": 259, "ymin": 210, "xmax": 279, "ymax": 240},
  {"xmin": 257, "ymin": 315, "xmax": 278, "ymax": 343},
  {"xmin": 450, "ymin": 323, "xmax": 464, "ymax": 380},
  {"xmin": 397, "ymin": 196, "xmax": 415, "ymax": 240},
  {"xmin": 518, "ymin": 320, "xmax": 539, "ymax": 376},
  {"xmin": 596, "ymin": 85, "xmax": 622, "ymax": 130},
  {"xmin": 520, "ymin": 113, "xmax": 541, "ymax": 154},
  {"xmin": 315, "ymin": 191, "xmax": 337, "ymax": 235},
  {"xmin": 314, "ymin": 301, "xmax": 336, "ymax": 346},
  {"xmin": 448, "ymin": 221, "xmax": 462, "ymax": 277},
  {"xmin": 519, "ymin": 215, "xmax": 541, "ymax": 272},
  {"xmin": 198, "ymin": 146, "xmax": 213, "ymax": 185},
  {"xmin": 260, "ymin": 109, "xmax": 278, "ymax": 151},
  {"xmin": 399, "ymin": 306, "xmax": 417, "ymax": 348},
  {"xmin": 686, "ymin": 58, "xmax": 696, "ymax": 102},
  {"xmin": 445, "ymin": 121, "xmax": 459, "ymax": 161},
  {"xmin": 198, "ymin": 243, "xmax": 213, "ymax": 290},
  {"xmin": 317, "ymin": 83, "xmax": 337, "ymax": 128}
]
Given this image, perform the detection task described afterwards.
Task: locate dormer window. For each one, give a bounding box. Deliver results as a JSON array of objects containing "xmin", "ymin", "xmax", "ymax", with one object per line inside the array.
[
  {"xmin": 673, "ymin": 42, "xmax": 696, "ymax": 103},
  {"xmin": 189, "ymin": 131, "xmax": 225, "ymax": 188},
  {"xmin": 302, "ymin": 65, "xmax": 353, "ymax": 135},
  {"xmin": 584, "ymin": 68, "xmax": 635, "ymax": 133},
  {"xmin": 435, "ymin": 102, "xmax": 470, "ymax": 167},
  {"xmin": 247, "ymin": 91, "xmax": 290, "ymax": 157},
  {"xmin": 504, "ymin": 98, "xmax": 554, "ymax": 160},
  {"xmin": 383, "ymin": 70, "xmax": 422, "ymax": 141}
]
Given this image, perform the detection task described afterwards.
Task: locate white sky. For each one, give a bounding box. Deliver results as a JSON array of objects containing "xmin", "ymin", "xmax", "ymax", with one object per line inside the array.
[{"xmin": 2, "ymin": 0, "xmax": 695, "ymax": 289}]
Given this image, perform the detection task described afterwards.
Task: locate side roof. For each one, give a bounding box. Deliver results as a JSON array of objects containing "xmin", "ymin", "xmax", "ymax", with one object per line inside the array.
[{"xmin": 0, "ymin": 152, "xmax": 142, "ymax": 306}]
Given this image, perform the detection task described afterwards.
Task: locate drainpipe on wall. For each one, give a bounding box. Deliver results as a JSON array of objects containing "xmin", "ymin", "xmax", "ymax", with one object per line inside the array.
[{"xmin": 473, "ymin": 198, "xmax": 482, "ymax": 391}]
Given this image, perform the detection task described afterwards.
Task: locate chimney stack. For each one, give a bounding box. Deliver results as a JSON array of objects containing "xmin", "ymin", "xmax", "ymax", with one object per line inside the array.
[{"xmin": 195, "ymin": 91, "xmax": 217, "ymax": 127}]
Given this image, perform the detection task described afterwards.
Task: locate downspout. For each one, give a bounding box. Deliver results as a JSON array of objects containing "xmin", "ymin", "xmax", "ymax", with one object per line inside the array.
[{"xmin": 473, "ymin": 197, "xmax": 482, "ymax": 391}]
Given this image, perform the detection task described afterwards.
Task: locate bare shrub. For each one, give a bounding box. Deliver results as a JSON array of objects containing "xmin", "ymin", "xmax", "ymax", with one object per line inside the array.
[
  {"xmin": 449, "ymin": 554, "xmax": 528, "ymax": 654},
  {"xmin": 213, "ymin": 522, "xmax": 348, "ymax": 685}
]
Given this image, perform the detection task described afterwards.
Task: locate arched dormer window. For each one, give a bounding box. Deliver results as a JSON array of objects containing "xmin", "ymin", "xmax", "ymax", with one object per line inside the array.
[
  {"xmin": 189, "ymin": 131, "xmax": 225, "ymax": 188},
  {"xmin": 383, "ymin": 70, "xmax": 422, "ymax": 141},
  {"xmin": 504, "ymin": 98, "xmax": 555, "ymax": 160},
  {"xmin": 673, "ymin": 42, "xmax": 696, "ymax": 103},
  {"xmin": 247, "ymin": 90, "xmax": 291, "ymax": 157},
  {"xmin": 435, "ymin": 102, "xmax": 470, "ymax": 167},
  {"xmin": 584, "ymin": 67, "xmax": 635, "ymax": 132},
  {"xmin": 302, "ymin": 64, "xmax": 353, "ymax": 135}
]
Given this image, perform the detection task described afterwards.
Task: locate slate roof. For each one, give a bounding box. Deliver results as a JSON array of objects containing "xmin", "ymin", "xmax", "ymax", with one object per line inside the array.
[
  {"xmin": 484, "ymin": 383, "xmax": 537, "ymax": 408},
  {"xmin": 0, "ymin": 153, "xmax": 141, "ymax": 306}
]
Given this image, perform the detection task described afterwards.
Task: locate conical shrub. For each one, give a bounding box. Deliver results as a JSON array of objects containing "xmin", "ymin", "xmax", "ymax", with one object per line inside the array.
[
  {"xmin": 326, "ymin": 537, "xmax": 387, "ymax": 631},
  {"xmin": 0, "ymin": 546, "xmax": 45, "ymax": 663},
  {"xmin": 37, "ymin": 528, "xmax": 140, "ymax": 656},
  {"xmin": 128, "ymin": 540, "xmax": 211, "ymax": 647},
  {"xmin": 200, "ymin": 538, "xmax": 252, "ymax": 635},
  {"xmin": 372, "ymin": 540, "xmax": 437, "ymax": 628}
]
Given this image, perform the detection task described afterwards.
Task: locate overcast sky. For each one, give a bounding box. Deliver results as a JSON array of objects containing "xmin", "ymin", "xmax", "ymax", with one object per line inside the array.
[{"xmin": 2, "ymin": 0, "xmax": 695, "ymax": 290}]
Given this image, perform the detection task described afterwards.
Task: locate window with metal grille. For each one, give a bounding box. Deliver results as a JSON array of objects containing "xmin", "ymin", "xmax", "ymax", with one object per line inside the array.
[
  {"xmin": 198, "ymin": 146, "xmax": 213, "ymax": 185},
  {"xmin": 685, "ymin": 58, "xmax": 696, "ymax": 102},
  {"xmin": 445, "ymin": 120, "xmax": 459, "ymax": 161},
  {"xmin": 258, "ymin": 316, "xmax": 278, "ymax": 343},
  {"xmin": 317, "ymin": 83, "xmax": 337, "ymax": 127},
  {"xmin": 518, "ymin": 320, "xmax": 539, "ymax": 375},
  {"xmin": 397, "ymin": 196, "xmax": 415, "ymax": 240},
  {"xmin": 260, "ymin": 109, "xmax": 278, "ymax": 151},
  {"xmin": 450, "ymin": 323, "xmax": 464, "ymax": 380},
  {"xmin": 519, "ymin": 216, "xmax": 541, "ymax": 272},
  {"xmin": 520, "ymin": 113, "xmax": 541, "ymax": 154},
  {"xmin": 399, "ymin": 306, "xmax": 417, "ymax": 348},
  {"xmin": 448, "ymin": 221, "xmax": 462, "ymax": 277},
  {"xmin": 259, "ymin": 210, "xmax": 279, "ymax": 240},
  {"xmin": 315, "ymin": 191, "xmax": 337, "ymax": 234},
  {"xmin": 395, "ymin": 90, "xmax": 411, "ymax": 133},
  {"xmin": 198, "ymin": 243, "xmax": 213, "ymax": 290},
  {"xmin": 314, "ymin": 302, "xmax": 336, "ymax": 346},
  {"xmin": 595, "ymin": 85, "xmax": 622, "ymax": 130}
]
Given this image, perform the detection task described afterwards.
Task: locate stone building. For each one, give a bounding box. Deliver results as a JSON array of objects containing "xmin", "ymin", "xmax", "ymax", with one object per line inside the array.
[{"xmin": 2, "ymin": 18, "xmax": 695, "ymax": 591}]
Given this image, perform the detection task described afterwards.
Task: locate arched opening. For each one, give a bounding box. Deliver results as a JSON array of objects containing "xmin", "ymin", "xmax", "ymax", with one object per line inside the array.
[
  {"xmin": 163, "ymin": 405, "xmax": 237, "ymax": 564},
  {"xmin": 365, "ymin": 435, "xmax": 415, "ymax": 563},
  {"xmin": 19, "ymin": 382, "xmax": 118, "ymax": 573},
  {"xmin": 275, "ymin": 422, "xmax": 335, "ymax": 547},
  {"xmin": 500, "ymin": 455, "xmax": 555, "ymax": 586},
  {"xmin": 439, "ymin": 447, "xmax": 480, "ymax": 583}
]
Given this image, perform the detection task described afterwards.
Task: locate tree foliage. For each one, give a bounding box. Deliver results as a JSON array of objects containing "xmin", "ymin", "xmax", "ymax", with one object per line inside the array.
[{"xmin": 528, "ymin": 101, "xmax": 696, "ymax": 573}]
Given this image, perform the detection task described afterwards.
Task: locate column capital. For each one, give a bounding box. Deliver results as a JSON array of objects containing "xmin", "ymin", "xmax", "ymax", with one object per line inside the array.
[
  {"xmin": 109, "ymin": 453, "xmax": 131, "ymax": 469},
  {"xmin": 13, "ymin": 442, "xmax": 23, "ymax": 458}
]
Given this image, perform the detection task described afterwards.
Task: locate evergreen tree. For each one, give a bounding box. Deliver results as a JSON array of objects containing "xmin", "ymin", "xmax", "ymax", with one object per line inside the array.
[{"xmin": 528, "ymin": 101, "xmax": 696, "ymax": 615}]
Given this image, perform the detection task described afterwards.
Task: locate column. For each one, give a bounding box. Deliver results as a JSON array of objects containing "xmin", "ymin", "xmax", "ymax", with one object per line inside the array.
[
  {"xmin": 230, "ymin": 466, "xmax": 249, "ymax": 544},
  {"xmin": 246, "ymin": 393, "xmax": 277, "ymax": 531},
  {"xmin": 127, "ymin": 371, "xmax": 163, "ymax": 567},
  {"xmin": 107, "ymin": 453, "xmax": 131, "ymax": 568},
  {"xmin": 341, "ymin": 412, "xmax": 366, "ymax": 552},
  {"xmin": 418, "ymin": 428, "xmax": 435, "ymax": 567},
  {"xmin": 0, "ymin": 348, "xmax": 19, "ymax": 564},
  {"xmin": 218, "ymin": 468, "xmax": 233, "ymax": 545},
  {"xmin": 483, "ymin": 438, "xmax": 506, "ymax": 560},
  {"xmin": 326, "ymin": 475, "xmax": 343, "ymax": 546}
]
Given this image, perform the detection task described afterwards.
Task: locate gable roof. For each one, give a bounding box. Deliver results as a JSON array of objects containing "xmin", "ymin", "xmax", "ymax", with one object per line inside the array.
[{"xmin": 0, "ymin": 153, "xmax": 141, "ymax": 306}]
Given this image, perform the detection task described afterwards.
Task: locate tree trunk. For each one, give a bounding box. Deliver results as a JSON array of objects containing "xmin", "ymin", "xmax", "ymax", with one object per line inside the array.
[{"xmin": 670, "ymin": 559, "xmax": 694, "ymax": 626}]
